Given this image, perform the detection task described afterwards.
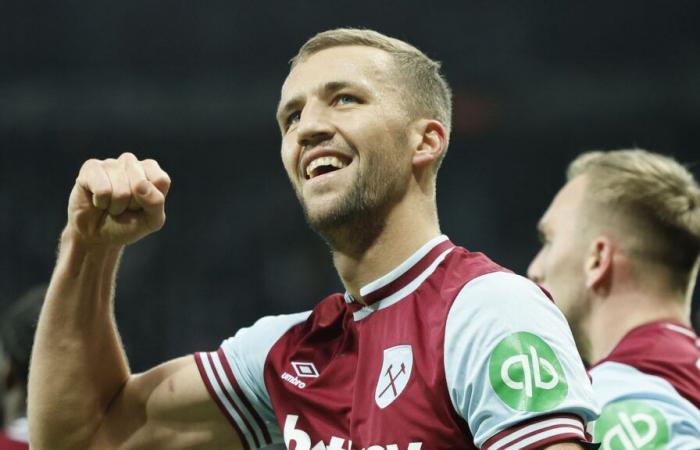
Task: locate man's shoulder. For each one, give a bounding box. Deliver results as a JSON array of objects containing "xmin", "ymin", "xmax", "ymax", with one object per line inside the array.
[
  {"xmin": 441, "ymin": 246, "xmax": 553, "ymax": 314},
  {"xmin": 595, "ymin": 321, "xmax": 700, "ymax": 409},
  {"xmin": 590, "ymin": 361, "xmax": 700, "ymax": 446},
  {"xmin": 442, "ymin": 246, "xmax": 509, "ymax": 283},
  {"xmin": 436, "ymin": 246, "xmax": 514, "ymax": 306}
]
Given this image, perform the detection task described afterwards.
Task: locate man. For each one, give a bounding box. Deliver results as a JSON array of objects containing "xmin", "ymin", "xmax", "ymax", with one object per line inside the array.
[
  {"xmin": 528, "ymin": 149, "xmax": 700, "ymax": 449},
  {"xmin": 29, "ymin": 29, "xmax": 598, "ymax": 450},
  {"xmin": 0, "ymin": 285, "xmax": 45, "ymax": 450}
]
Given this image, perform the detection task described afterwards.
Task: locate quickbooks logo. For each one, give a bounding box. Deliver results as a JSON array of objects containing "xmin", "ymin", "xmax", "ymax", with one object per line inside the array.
[
  {"xmin": 594, "ymin": 400, "xmax": 669, "ymax": 450},
  {"xmin": 488, "ymin": 331, "xmax": 567, "ymax": 411}
]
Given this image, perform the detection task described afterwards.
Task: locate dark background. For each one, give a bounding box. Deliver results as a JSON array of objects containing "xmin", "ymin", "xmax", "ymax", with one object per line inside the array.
[{"xmin": 2, "ymin": 0, "xmax": 699, "ymax": 420}]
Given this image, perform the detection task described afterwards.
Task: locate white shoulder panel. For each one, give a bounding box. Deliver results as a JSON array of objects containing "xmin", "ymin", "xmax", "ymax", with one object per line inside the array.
[
  {"xmin": 444, "ymin": 271, "xmax": 599, "ymax": 448},
  {"xmin": 223, "ymin": 311, "xmax": 311, "ymax": 418},
  {"xmin": 590, "ymin": 361, "xmax": 700, "ymax": 449},
  {"xmin": 197, "ymin": 311, "xmax": 311, "ymax": 448}
]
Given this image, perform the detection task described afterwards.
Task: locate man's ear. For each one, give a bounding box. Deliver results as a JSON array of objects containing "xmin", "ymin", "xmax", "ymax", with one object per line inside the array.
[
  {"xmin": 411, "ymin": 119, "xmax": 448, "ymax": 168},
  {"xmin": 585, "ymin": 236, "xmax": 615, "ymax": 291}
]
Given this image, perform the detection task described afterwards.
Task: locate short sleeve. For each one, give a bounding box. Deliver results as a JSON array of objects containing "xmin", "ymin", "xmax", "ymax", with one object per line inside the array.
[
  {"xmin": 590, "ymin": 362, "xmax": 700, "ymax": 449},
  {"xmin": 444, "ymin": 271, "xmax": 599, "ymax": 449},
  {"xmin": 194, "ymin": 311, "xmax": 311, "ymax": 449}
]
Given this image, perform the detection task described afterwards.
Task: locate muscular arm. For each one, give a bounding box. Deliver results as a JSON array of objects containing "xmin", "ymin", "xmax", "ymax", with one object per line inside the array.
[{"xmin": 28, "ymin": 153, "xmax": 243, "ymax": 450}]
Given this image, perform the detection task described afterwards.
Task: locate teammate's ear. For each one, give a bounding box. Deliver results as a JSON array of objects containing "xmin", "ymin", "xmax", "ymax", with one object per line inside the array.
[
  {"xmin": 411, "ymin": 120, "xmax": 447, "ymax": 169},
  {"xmin": 584, "ymin": 236, "xmax": 614, "ymax": 292}
]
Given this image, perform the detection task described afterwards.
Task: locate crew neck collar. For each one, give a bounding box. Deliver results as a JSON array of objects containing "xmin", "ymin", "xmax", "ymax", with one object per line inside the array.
[{"xmin": 343, "ymin": 235, "xmax": 455, "ymax": 320}]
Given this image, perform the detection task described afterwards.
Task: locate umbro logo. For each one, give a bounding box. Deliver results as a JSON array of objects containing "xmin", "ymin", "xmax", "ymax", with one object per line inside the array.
[
  {"xmin": 292, "ymin": 361, "xmax": 319, "ymax": 378},
  {"xmin": 282, "ymin": 361, "xmax": 319, "ymax": 389}
]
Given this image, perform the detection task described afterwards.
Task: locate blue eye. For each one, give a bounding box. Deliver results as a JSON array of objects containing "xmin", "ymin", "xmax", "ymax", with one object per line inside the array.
[{"xmin": 336, "ymin": 94, "xmax": 357, "ymax": 105}]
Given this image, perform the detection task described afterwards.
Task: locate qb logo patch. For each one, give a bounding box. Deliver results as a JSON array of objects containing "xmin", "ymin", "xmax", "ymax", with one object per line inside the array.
[
  {"xmin": 488, "ymin": 331, "xmax": 567, "ymax": 411},
  {"xmin": 375, "ymin": 345, "xmax": 413, "ymax": 409},
  {"xmin": 594, "ymin": 400, "xmax": 669, "ymax": 450}
]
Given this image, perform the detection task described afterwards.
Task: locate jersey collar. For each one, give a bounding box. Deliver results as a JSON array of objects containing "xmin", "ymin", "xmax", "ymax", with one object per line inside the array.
[{"xmin": 345, "ymin": 235, "xmax": 455, "ymax": 319}]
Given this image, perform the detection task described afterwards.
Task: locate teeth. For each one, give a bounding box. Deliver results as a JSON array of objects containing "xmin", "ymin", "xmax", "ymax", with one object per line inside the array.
[{"xmin": 305, "ymin": 156, "xmax": 348, "ymax": 178}]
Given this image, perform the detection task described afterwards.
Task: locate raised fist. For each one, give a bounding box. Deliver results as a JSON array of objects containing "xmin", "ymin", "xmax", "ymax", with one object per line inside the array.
[{"xmin": 67, "ymin": 152, "xmax": 171, "ymax": 247}]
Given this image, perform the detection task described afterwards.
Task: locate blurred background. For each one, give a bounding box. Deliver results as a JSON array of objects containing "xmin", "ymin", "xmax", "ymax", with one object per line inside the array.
[{"xmin": 1, "ymin": 1, "xmax": 699, "ymax": 438}]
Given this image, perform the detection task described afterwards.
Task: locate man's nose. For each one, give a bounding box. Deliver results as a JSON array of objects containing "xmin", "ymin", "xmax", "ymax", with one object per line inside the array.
[{"xmin": 296, "ymin": 101, "xmax": 334, "ymax": 148}]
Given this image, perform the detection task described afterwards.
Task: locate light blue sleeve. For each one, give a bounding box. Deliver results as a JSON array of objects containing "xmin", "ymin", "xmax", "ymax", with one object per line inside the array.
[
  {"xmin": 590, "ymin": 362, "xmax": 700, "ymax": 450},
  {"xmin": 444, "ymin": 272, "xmax": 599, "ymax": 448},
  {"xmin": 197, "ymin": 311, "xmax": 311, "ymax": 448}
]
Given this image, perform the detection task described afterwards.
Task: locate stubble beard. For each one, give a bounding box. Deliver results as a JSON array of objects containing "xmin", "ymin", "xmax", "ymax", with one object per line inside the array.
[{"xmin": 297, "ymin": 156, "xmax": 406, "ymax": 255}]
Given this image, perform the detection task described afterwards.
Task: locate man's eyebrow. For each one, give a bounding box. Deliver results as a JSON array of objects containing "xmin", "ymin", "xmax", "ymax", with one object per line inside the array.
[
  {"xmin": 322, "ymin": 80, "xmax": 357, "ymax": 94},
  {"xmin": 276, "ymin": 80, "xmax": 366, "ymax": 121}
]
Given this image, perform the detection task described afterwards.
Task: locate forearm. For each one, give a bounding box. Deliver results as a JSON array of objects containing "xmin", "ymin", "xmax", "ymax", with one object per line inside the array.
[{"xmin": 28, "ymin": 227, "xmax": 129, "ymax": 449}]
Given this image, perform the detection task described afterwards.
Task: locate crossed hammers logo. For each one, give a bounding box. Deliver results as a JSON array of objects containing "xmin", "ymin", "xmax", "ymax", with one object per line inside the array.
[{"xmin": 378, "ymin": 362, "xmax": 407, "ymax": 398}]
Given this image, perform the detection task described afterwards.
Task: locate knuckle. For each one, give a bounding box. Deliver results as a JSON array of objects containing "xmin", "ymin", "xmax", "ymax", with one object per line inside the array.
[
  {"xmin": 80, "ymin": 158, "xmax": 101, "ymax": 172},
  {"xmin": 120, "ymin": 151, "xmax": 137, "ymax": 160},
  {"xmin": 143, "ymin": 159, "xmax": 164, "ymax": 173},
  {"xmin": 154, "ymin": 174, "xmax": 171, "ymax": 186},
  {"xmin": 111, "ymin": 189, "xmax": 131, "ymax": 202},
  {"xmin": 153, "ymin": 215, "xmax": 166, "ymax": 230},
  {"xmin": 103, "ymin": 158, "xmax": 119, "ymax": 168},
  {"xmin": 92, "ymin": 186, "xmax": 111, "ymax": 198}
]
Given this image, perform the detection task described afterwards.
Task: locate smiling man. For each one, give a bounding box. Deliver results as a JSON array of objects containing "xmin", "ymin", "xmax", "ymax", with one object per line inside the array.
[
  {"xmin": 29, "ymin": 29, "xmax": 597, "ymax": 450},
  {"xmin": 528, "ymin": 149, "xmax": 700, "ymax": 449}
]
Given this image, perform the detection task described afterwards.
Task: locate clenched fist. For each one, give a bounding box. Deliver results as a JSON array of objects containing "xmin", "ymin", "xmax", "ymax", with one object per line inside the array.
[{"xmin": 67, "ymin": 152, "xmax": 171, "ymax": 247}]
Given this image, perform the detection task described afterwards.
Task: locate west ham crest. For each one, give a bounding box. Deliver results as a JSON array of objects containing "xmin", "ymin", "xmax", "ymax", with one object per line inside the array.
[{"xmin": 374, "ymin": 345, "xmax": 413, "ymax": 409}]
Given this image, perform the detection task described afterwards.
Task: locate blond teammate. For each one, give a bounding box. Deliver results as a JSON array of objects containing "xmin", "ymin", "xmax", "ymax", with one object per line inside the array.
[{"xmin": 529, "ymin": 149, "xmax": 700, "ymax": 449}]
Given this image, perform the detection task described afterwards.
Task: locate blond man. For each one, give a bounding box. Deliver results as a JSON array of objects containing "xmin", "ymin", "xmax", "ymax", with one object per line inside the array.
[
  {"xmin": 529, "ymin": 149, "xmax": 700, "ymax": 449},
  {"xmin": 29, "ymin": 29, "xmax": 598, "ymax": 450}
]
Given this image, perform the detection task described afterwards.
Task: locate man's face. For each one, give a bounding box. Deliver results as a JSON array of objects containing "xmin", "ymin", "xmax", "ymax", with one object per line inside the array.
[
  {"xmin": 277, "ymin": 46, "xmax": 413, "ymax": 236},
  {"xmin": 528, "ymin": 175, "xmax": 592, "ymax": 357}
]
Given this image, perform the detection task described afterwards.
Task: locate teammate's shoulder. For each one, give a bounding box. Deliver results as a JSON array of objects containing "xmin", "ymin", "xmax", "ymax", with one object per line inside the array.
[
  {"xmin": 590, "ymin": 361, "xmax": 681, "ymax": 400},
  {"xmin": 590, "ymin": 361, "xmax": 700, "ymax": 447},
  {"xmin": 606, "ymin": 321, "xmax": 700, "ymax": 364},
  {"xmin": 594, "ymin": 321, "xmax": 700, "ymax": 409}
]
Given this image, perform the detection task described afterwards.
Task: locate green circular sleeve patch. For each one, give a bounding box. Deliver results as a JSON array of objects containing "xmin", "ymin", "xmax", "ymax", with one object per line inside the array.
[
  {"xmin": 594, "ymin": 400, "xmax": 669, "ymax": 450},
  {"xmin": 488, "ymin": 331, "xmax": 568, "ymax": 411}
]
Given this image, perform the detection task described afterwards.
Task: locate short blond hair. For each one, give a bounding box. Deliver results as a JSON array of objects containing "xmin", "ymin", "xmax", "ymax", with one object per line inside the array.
[
  {"xmin": 291, "ymin": 28, "xmax": 453, "ymax": 142},
  {"xmin": 568, "ymin": 149, "xmax": 700, "ymax": 289}
]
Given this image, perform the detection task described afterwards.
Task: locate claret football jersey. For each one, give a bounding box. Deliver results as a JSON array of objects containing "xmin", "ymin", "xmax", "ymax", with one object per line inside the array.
[
  {"xmin": 195, "ymin": 236, "xmax": 599, "ymax": 449},
  {"xmin": 589, "ymin": 321, "xmax": 700, "ymax": 449}
]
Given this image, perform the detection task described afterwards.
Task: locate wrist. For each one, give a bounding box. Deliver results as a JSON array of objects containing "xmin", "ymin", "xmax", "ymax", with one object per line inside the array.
[
  {"xmin": 60, "ymin": 225, "xmax": 125, "ymax": 254},
  {"xmin": 58, "ymin": 226, "xmax": 124, "ymax": 278}
]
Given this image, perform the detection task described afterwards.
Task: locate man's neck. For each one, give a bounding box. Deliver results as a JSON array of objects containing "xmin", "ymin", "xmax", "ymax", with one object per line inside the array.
[
  {"xmin": 331, "ymin": 204, "xmax": 441, "ymax": 303},
  {"xmin": 586, "ymin": 290, "xmax": 689, "ymax": 365}
]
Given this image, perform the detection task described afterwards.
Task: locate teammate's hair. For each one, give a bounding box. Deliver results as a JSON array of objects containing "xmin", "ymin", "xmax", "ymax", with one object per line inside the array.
[
  {"xmin": 291, "ymin": 28, "xmax": 452, "ymax": 169},
  {"xmin": 0, "ymin": 284, "xmax": 46, "ymax": 384},
  {"xmin": 568, "ymin": 149, "xmax": 700, "ymax": 291}
]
